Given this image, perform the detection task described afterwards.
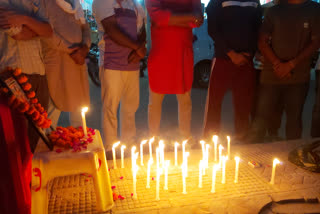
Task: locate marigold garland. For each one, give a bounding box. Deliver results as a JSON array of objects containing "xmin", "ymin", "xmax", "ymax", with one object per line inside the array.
[
  {"xmin": 0, "ymin": 67, "xmax": 52, "ymax": 129},
  {"xmin": 48, "ymin": 126, "xmax": 95, "ymax": 152}
]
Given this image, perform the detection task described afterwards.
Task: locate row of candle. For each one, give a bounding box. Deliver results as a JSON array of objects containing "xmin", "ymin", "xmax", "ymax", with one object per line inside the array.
[{"xmin": 111, "ymin": 136, "xmax": 281, "ymax": 200}]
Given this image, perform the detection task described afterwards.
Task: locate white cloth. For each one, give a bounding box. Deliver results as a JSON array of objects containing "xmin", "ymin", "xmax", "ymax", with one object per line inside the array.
[
  {"xmin": 100, "ymin": 69, "xmax": 140, "ymax": 151},
  {"xmin": 0, "ymin": 0, "xmax": 47, "ymax": 75},
  {"xmin": 316, "ymin": 53, "xmax": 320, "ymax": 70},
  {"xmin": 148, "ymin": 90, "xmax": 192, "ymax": 138},
  {"xmin": 55, "ymin": 0, "xmax": 86, "ymax": 24}
]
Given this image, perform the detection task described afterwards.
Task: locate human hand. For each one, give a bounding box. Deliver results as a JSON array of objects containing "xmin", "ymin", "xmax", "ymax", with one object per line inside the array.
[
  {"xmin": 273, "ymin": 61, "xmax": 295, "ymax": 79},
  {"xmin": 0, "ymin": 9, "xmax": 25, "ymax": 29},
  {"xmin": 69, "ymin": 45, "xmax": 88, "ymax": 65},
  {"xmin": 193, "ymin": 13, "xmax": 204, "ymax": 27},
  {"xmin": 128, "ymin": 50, "xmax": 142, "ymax": 63},
  {"xmin": 228, "ymin": 51, "xmax": 249, "ymax": 66},
  {"xmin": 12, "ymin": 26, "xmax": 37, "ymax": 40},
  {"xmin": 135, "ymin": 43, "xmax": 147, "ymax": 59}
]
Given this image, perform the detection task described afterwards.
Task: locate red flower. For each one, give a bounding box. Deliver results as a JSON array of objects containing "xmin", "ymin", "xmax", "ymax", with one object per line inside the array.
[
  {"xmin": 13, "ymin": 68, "xmax": 22, "ymax": 76},
  {"xmin": 18, "ymin": 75, "xmax": 28, "ymax": 84},
  {"xmin": 22, "ymin": 83, "xmax": 32, "ymax": 91},
  {"xmin": 27, "ymin": 106, "xmax": 36, "ymax": 115},
  {"xmin": 31, "ymin": 98, "xmax": 38, "ymax": 104},
  {"xmin": 27, "ymin": 91, "xmax": 36, "ymax": 98},
  {"xmin": 111, "ymin": 186, "xmax": 116, "ymax": 189},
  {"xmin": 32, "ymin": 111, "xmax": 40, "ymax": 121}
]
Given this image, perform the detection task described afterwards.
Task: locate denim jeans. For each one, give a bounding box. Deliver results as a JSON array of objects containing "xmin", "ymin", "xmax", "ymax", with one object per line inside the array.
[
  {"xmin": 311, "ymin": 70, "xmax": 320, "ymax": 137},
  {"xmin": 250, "ymin": 83, "xmax": 309, "ymax": 141}
]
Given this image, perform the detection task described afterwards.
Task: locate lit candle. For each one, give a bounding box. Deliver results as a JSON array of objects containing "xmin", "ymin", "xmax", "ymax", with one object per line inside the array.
[
  {"xmin": 234, "ymin": 156, "xmax": 240, "ymax": 183},
  {"xmin": 205, "ymin": 144, "xmax": 210, "ymax": 169},
  {"xmin": 146, "ymin": 159, "xmax": 153, "ymax": 188},
  {"xmin": 156, "ymin": 164, "xmax": 160, "ymax": 200},
  {"xmin": 156, "ymin": 147, "xmax": 160, "ymax": 169},
  {"xmin": 200, "ymin": 140, "xmax": 206, "ymax": 161},
  {"xmin": 219, "ymin": 144, "xmax": 224, "ymax": 166},
  {"xmin": 132, "ymin": 164, "xmax": 139, "ymax": 199},
  {"xmin": 121, "ymin": 145, "xmax": 126, "ymax": 168},
  {"xmin": 221, "ymin": 156, "xmax": 227, "ymax": 184},
  {"xmin": 182, "ymin": 164, "xmax": 187, "ymax": 194},
  {"xmin": 211, "ymin": 164, "xmax": 219, "ymax": 193},
  {"xmin": 270, "ymin": 158, "xmax": 280, "ymax": 185},
  {"xmin": 159, "ymin": 140, "xmax": 165, "ymax": 167},
  {"xmin": 164, "ymin": 160, "xmax": 170, "ymax": 190},
  {"xmin": 182, "ymin": 140, "xmax": 187, "ymax": 162},
  {"xmin": 149, "ymin": 137, "xmax": 155, "ymax": 161},
  {"xmin": 81, "ymin": 107, "xmax": 88, "ymax": 138},
  {"xmin": 227, "ymin": 136, "xmax": 231, "ymax": 159},
  {"xmin": 174, "ymin": 142, "xmax": 179, "ymax": 166},
  {"xmin": 212, "ymin": 135, "xmax": 218, "ymax": 162},
  {"xmin": 131, "ymin": 146, "xmax": 136, "ymax": 170},
  {"xmin": 185, "ymin": 152, "xmax": 189, "ymax": 177},
  {"xmin": 140, "ymin": 140, "xmax": 148, "ymax": 166},
  {"xmin": 112, "ymin": 141, "xmax": 120, "ymax": 169},
  {"xmin": 199, "ymin": 160, "xmax": 203, "ymax": 188}
]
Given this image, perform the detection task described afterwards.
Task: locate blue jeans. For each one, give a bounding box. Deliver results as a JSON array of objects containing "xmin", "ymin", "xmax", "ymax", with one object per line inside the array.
[
  {"xmin": 311, "ymin": 70, "xmax": 320, "ymax": 137},
  {"xmin": 250, "ymin": 83, "xmax": 309, "ymax": 141}
]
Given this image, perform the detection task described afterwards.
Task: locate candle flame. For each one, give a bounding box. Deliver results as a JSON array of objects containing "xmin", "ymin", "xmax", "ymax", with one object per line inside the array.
[
  {"xmin": 227, "ymin": 136, "xmax": 231, "ymax": 142},
  {"xmin": 175, "ymin": 142, "xmax": 179, "ymax": 147},
  {"xmin": 141, "ymin": 140, "xmax": 148, "ymax": 145},
  {"xmin": 235, "ymin": 156, "xmax": 240, "ymax": 162},
  {"xmin": 219, "ymin": 144, "xmax": 224, "ymax": 149},
  {"xmin": 149, "ymin": 136, "xmax": 155, "ymax": 143},
  {"xmin": 212, "ymin": 135, "xmax": 218, "ymax": 144},
  {"xmin": 113, "ymin": 141, "xmax": 120, "ymax": 149},
  {"xmin": 132, "ymin": 146, "xmax": 136, "ymax": 153},
  {"xmin": 81, "ymin": 107, "xmax": 88, "ymax": 113},
  {"xmin": 183, "ymin": 140, "xmax": 188, "ymax": 146},
  {"xmin": 273, "ymin": 158, "xmax": 280, "ymax": 165},
  {"xmin": 121, "ymin": 145, "xmax": 126, "ymax": 149},
  {"xmin": 200, "ymin": 140, "xmax": 205, "ymax": 145}
]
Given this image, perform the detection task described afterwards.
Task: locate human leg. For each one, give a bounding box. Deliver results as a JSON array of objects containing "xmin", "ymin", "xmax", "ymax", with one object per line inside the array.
[
  {"xmin": 203, "ymin": 58, "xmax": 232, "ymax": 138},
  {"xmin": 148, "ymin": 89, "xmax": 165, "ymax": 137},
  {"xmin": 120, "ymin": 70, "xmax": 140, "ymax": 143},
  {"xmin": 283, "ymin": 83, "xmax": 309, "ymax": 140},
  {"xmin": 176, "ymin": 90, "xmax": 192, "ymax": 138},
  {"xmin": 311, "ymin": 70, "xmax": 320, "ymax": 137},
  {"xmin": 47, "ymin": 98, "xmax": 61, "ymax": 129},
  {"xmin": 100, "ymin": 69, "xmax": 123, "ymax": 151}
]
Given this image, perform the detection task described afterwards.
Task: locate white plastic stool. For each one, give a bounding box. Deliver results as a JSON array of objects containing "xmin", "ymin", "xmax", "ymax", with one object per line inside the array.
[{"xmin": 31, "ymin": 130, "xmax": 113, "ymax": 214}]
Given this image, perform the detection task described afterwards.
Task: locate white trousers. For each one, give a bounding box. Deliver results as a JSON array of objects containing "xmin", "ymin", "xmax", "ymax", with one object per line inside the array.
[
  {"xmin": 148, "ymin": 89, "xmax": 192, "ymax": 138},
  {"xmin": 100, "ymin": 69, "xmax": 139, "ymax": 151}
]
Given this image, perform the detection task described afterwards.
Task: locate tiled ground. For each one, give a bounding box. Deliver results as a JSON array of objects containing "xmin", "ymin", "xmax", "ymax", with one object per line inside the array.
[{"xmin": 48, "ymin": 140, "xmax": 320, "ymax": 214}]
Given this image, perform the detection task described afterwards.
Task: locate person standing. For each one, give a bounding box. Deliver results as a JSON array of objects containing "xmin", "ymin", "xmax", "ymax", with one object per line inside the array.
[
  {"xmin": 250, "ymin": 0, "xmax": 320, "ymax": 142},
  {"xmin": 146, "ymin": 0, "xmax": 203, "ymax": 142},
  {"xmin": 311, "ymin": 51, "xmax": 320, "ymax": 138},
  {"xmin": 92, "ymin": 0, "xmax": 146, "ymax": 152},
  {"xmin": 203, "ymin": 0, "xmax": 262, "ymax": 141},
  {"xmin": 0, "ymin": 0, "xmax": 53, "ymax": 152},
  {"xmin": 42, "ymin": 0, "xmax": 91, "ymax": 129}
]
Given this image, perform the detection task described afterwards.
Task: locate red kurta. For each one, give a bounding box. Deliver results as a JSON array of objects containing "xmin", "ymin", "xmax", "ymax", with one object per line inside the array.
[{"xmin": 146, "ymin": 0, "xmax": 200, "ymax": 94}]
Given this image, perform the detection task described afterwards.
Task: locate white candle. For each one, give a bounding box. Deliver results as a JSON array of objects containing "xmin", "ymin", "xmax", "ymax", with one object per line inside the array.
[
  {"xmin": 221, "ymin": 156, "xmax": 227, "ymax": 184},
  {"xmin": 159, "ymin": 140, "xmax": 165, "ymax": 167},
  {"xmin": 199, "ymin": 160, "xmax": 203, "ymax": 188},
  {"xmin": 211, "ymin": 164, "xmax": 219, "ymax": 193},
  {"xmin": 121, "ymin": 145, "xmax": 126, "ymax": 168},
  {"xmin": 185, "ymin": 152, "xmax": 189, "ymax": 177},
  {"xmin": 219, "ymin": 144, "xmax": 224, "ymax": 166},
  {"xmin": 270, "ymin": 158, "xmax": 280, "ymax": 185},
  {"xmin": 234, "ymin": 156, "xmax": 240, "ymax": 183},
  {"xmin": 149, "ymin": 137, "xmax": 154, "ymax": 161},
  {"xmin": 156, "ymin": 164, "xmax": 160, "ymax": 200},
  {"xmin": 212, "ymin": 135, "xmax": 218, "ymax": 162},
  {"xmin": 164, "ymin": 160, "xmax": 170, "ymax": 190},
  {"xmin": 146, "ymin": 159, "xmax": 153, "ymax": 188},
  {"xmin": 132, "ymin": 164, "xmax": 138, "ymax": 199},
  {"xmin": 131, "ymin": 146, "xmax": 136, "ymax": 170},
  {"xmin": 174, "ymin": 142, "xmax": 179, "ymax": 166},
  {"xmin": 156, "ymin": 147, "xmax": 160, "ymax": 169},
  {"xmin": 140, "ymin": 140, "xmax": 148, "ymax": 166},
  {"xmin": 81, "ymin": 107, "xmax": 88, "ymax": 138},
  {"xmin": 182, "ymin": 163, "xmax": 187, "ymax": 194},
  {"xmin": 205, "ymin": 144, "xmax": 210, "ymax": 169},
  {"xmin": 227, "ymin": 136, "xmax": 231, "ymax": 159},
  {"xmin": 182, "ymin": 140, "xmax": 187, "ymax": 162},
  {"xmin": 112, "ymin": 141, "xmax": 120, "ymax": 169},
  {"xmin": 200, "ymin": 140, "xmax": 206, "ymax": 161}
]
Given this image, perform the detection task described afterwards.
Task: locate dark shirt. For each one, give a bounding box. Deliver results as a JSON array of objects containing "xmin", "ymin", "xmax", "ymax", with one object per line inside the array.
[
  {"xmin": 260, "ymin": 0, "xmax": 320, "ymax": 84},
  {"xmin": 206, "ymin": 0, "xmax": 262, "ymax": 59}
]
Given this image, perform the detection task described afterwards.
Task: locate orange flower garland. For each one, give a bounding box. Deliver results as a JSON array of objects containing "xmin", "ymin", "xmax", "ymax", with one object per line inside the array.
[{"xmin": 0, "ymin": 67, "xmax": 52, "ymax": 129}]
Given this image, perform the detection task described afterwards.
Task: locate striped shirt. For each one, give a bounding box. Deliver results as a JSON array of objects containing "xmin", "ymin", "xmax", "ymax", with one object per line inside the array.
[{"xmin": 0, "ymin": 0, "xmax": 48, "ymax": 75}]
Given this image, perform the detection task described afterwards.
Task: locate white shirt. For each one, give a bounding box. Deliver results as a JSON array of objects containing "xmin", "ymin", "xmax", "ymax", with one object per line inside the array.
[{"xmin": 0, "ymin": 0, "xmax": 48, "ymax": 75}]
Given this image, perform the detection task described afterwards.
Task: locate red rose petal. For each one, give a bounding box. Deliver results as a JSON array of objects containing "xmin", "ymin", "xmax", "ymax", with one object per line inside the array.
[
  {"xmin": 152, "ymin": 177, "xmax": 155, "ymax": 181},
  {"xmin": 119, "ymin": 176, "xmax": 124, "ymax": 179},
  {"xmin": 111, "ymin": 186, "xmax": 116, "ymax": 189},
  {"xmin": 85, "ymin": 179, "xmax": 89, "ymax": 182},
  {"xmin": 131, "ymin": 193, "xmax": 133, "ymax": 197}
]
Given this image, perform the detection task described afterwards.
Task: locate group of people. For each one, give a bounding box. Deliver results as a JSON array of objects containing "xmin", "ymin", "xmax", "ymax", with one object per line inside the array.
[
  {"xmin": 1, "ymin": 0, "xmax": 320, "ymax": 154},
  {"xmin": 0, "ymin": 0, "xmax": 91, "ymax": 152}
]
